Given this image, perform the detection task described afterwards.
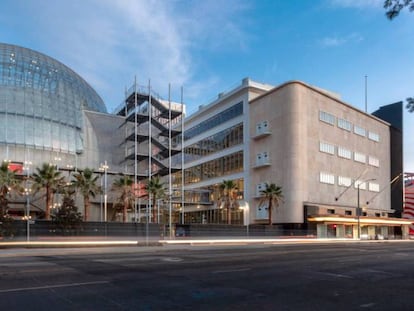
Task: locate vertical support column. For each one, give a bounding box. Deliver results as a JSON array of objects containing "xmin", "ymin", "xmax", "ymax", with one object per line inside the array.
[
  {"xmin": 181, "ymin": 86, "xmax": 185, "ymax": 225},
  {"xmin": 134, "ymin": 76, "xmax": 138, "ymax": 222},
  {"xmin": 148, "ymin": 79, "xmax": 152, "ymax": 224},
  {"xmin": 168, "ymin": 83, "xmax": 172, "ymax": 238}
]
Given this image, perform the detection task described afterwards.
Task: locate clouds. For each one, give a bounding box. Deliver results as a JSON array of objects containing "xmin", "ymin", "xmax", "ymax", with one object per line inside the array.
[
  {"xmin": 328, "ymin": 0, "xmax": 383, "ymax": 9},
  {"xmin": 319, "ymin": 33, "xmax": 364, "ymax": 47},
  {"xmin": 1, "ymin": 0, "xmax": 250, "ymax": 110}
]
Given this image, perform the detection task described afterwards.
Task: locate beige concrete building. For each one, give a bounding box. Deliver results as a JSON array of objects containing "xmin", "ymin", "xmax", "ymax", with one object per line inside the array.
[{"xmin": 181, "ymin": 79, "xmax": 410, "ymax": 238}]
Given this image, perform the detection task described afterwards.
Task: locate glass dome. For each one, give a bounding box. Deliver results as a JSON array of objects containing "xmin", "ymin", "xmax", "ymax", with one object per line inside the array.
[{"xmin": 0, "ymin": 43, "xmax": 107, "ymax": 154}]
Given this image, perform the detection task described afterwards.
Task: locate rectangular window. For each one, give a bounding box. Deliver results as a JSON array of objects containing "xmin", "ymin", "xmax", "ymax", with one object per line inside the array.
[
  {"xmin": 368, "ymin": 131, "xmax": 380, "ymax": 142},
  {"xmin": 338, "ymin": 146, "xmax": 352, "ymax": 159},
  {"xmin": 320, "ymin": 172, "xmax": 335, "ymax": 185},
  {"xmin": 354, "ymin": 152, "xmax": 366, "ymax": 163},
  {"xmin": 319, "ymin": 111, "xmax": 335, "ymax": 125},
  {"xmin": 369, "ymin": 182, "xmax": 380, "ymax": 192},
  {"xmin": 338, "ymin": 118, "xmax": 352, "ymax": 131},
  {"xmin": 354, "ymin": 180, "xmax": 367, "ymax": 190},
  {"xmin": 354, "ymin": 125, "xmax": 366, "ymax": 137},
  {"xmin": 256, "ymin": 120, "xmax": 270, "ymax": 135},
  {"xmin": 319, "ymin": 142, "xmax": 335, "ymax": 155},
  {"xmin": 368, "ymin": 156, "xmax": 379, "ymax": 167},
  {"xmin": 255, "ymin": 152, "xmax": 270, "ymax": 166},
  {"xmin": 256, "ymin": 182, "xmax": 266, "ymax": 197},
  {"xmin": 338, "ymin": 176, "xmax": 352, "ymax": 187}
]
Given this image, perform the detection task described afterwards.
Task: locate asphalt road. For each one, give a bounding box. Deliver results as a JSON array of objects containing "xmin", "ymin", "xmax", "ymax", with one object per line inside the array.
[{"xmin": 0, "ymin": 241, "xmax": 414, "ymax": 311}]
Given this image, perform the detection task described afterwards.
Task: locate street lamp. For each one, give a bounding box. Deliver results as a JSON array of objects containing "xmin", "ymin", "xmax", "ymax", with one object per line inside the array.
[
  {"xmin": 23, "ymin": 161, "xmax": 32, "ymax": 242},
  {"xmin": 356, "ymin": 178, "xmax": 376, "ymax": 240},
  {"xmin": 99, "ymin": 161, "xmax": 109, "ymax": 222}
]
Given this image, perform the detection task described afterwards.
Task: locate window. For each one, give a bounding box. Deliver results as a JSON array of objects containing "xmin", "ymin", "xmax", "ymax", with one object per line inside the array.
[
  {"xmin": 338, "ymin": 146, "xmax": 352, "ymax": 159},
  {"xmin": 319, "ymin": 111, "xmax": 335, "ymax": 125},
  {"xmin": 354, "ymin": 180, "xmax": 367, "ymax": 190},
  {"xmin": 354, "ymin": 125, "xmax": 366, "ymax": 137},
  {"xmin": 256, "ymin": 182, "xmax": 266, "ymax": 197},
  {"xmin": 368, "ymin": 131, "xmax": 380, "ymax": 142},
  {"xmin": 256, "ymin": 120, "xmax": 269, "ymax": 135},
  {"xmin": 185, "ymin": 102, "xmax": 243, "ymax": 140},
  {"xmin": 354, "ymin": 152, "xmax": 366, "ymax": 164},
  {"xmin": 368, "ymin": 156, "xmax": 379, "ymax": 167},
  {"xmin": 338, "ymin": 176, "xmax": 352, "ymax": 187},
  {"xmin": 338, "ymin": 118, "xmax": 352, "ymax": 131},
  {"xmin": 345, "ymin": 210, "xmax": 352, "ymax": 216},
  {"xmin": 327, "ymin": 209, "xmax": 335, "ymax": 214},
  {"xmin": 320, "ymin": 172, "xmax": 335, "ymax": 185},
  {"xmin": 256, "ymin": 152, "xmax": 270, "ymax": 166},
  {"xmin": 369, "ymin": 182, "xmax": 380, "ymax": 192},
  {"xmin": 319, "ymin": 142, "xmax": 335, "ymax": 155}
]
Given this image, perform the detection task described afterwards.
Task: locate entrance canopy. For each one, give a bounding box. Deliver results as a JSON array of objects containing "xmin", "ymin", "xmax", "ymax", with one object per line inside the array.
[{"xmin": 308, "ymin": 215, "xmax": 413, "ymax": 226}]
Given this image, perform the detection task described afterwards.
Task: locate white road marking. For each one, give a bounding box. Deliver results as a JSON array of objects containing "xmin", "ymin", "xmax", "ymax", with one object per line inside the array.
[
  {"xmin": 212, "ymin": 268, "xmax": 251, "ymax": 274},
  {"xmin": 318, "ymin": 272, "xmax": 354, "ymax": 279},
  {"xmin": 0, "ymin": 280, "xmax": 109, "ymax": 293},
  {"xmin": 161, "ymin": 257, "xmax": 183, "ymax": 262}
]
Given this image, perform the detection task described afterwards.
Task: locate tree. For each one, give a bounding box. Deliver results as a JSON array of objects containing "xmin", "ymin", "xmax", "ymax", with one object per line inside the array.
[
  {"xmin": 52, "ymin": 194, "xmax": 82, "ymax": 235},
  {"xmin": 71, "ymin": 168, "xmax": 101, "ymax": 221},
  {"xmin": 31, "ymin": 163, "xmax": 64, "ymax": 220},
  {"xmin": 260, "ymin": 183, "xmax": 283, "ymax": 225},
  {"xmin": 0, "ymin": 161, "xmax": 21, "ymax": 216},
  {"xmin": 145, "ymin": 176, "xmax": 166, "ymax": 223},
  {"xmin": 384, "ymin": 0, "xmax": 414, "ymax": 20},
  {"xmin": 406, "ymin": 97, "xmax": 414, "ymax": 112},
  {"xmin": 219, "ymin": 180, "xmax": 238, "ymax": 225},
  {"xmin": 112, "ymin": 175, "xmax": 135, "ymax": 222},
  {"xmin": 384, "ymin": 1, "xmax": 414, "ymax": 112}
]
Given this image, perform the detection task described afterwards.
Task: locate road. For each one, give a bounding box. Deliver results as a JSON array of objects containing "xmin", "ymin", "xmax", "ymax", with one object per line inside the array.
[{"xmin": 0, "ymin": 241, "xmax": 413, "ymax": 310}]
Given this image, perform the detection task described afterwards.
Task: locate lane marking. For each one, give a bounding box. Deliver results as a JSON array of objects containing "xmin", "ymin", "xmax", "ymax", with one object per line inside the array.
[
  {"xmin": 318, "ymin": 272, "xmax": 353, "ymax": 279},
  {"xmin": 212, "ymin": 268, "xmax": 251, "ymax": 274},
  {"xmin": 0, "ymin": 280, "xmax": 109, "ymax": 294},
  {"xmin": 161, "ymin": 257, "xmax": 183, "ymax": 262}
]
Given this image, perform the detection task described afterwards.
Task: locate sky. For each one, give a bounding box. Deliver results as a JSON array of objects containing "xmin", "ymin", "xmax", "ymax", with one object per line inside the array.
[{"xmin": 1, "ymin": 0, "xmax": 414, "ymax": 171}]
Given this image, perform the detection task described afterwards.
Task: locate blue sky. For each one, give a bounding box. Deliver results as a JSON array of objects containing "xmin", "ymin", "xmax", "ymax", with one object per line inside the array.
[{"xmin": 1, "ymin": 0, "xmax": 414, "ymax": 171}]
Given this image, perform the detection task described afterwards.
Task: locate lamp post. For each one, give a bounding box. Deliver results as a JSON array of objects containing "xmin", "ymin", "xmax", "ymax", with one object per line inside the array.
[
  {"xmin": 23, "ymin": 161, "xmax": 32, "ymax": 242},
  {"xmin": 99, "ymin": 161, "xmax": 109, "ymax": 222},
  {"xmin": 356, "ymin": 178, "xmax": 376, "ymax": 240}
]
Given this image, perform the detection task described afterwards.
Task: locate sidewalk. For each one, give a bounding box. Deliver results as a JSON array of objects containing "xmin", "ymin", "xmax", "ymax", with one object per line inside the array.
[{"xmin": 0, "ymin": 236, "xmax": 411, "ymax": 249}]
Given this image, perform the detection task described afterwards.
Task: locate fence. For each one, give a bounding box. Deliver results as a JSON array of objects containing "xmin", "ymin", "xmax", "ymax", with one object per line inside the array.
[{"xmin": 1, "ymin": 221, "xmax": 316, "ymax": 240}]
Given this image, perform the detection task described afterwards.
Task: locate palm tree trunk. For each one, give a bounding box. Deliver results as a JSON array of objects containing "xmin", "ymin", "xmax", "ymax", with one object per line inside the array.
[
  {"xmin": 227, "ymin": 199, "xmax": 231, "ymax": 225},
  {"xmin": 123, "ymin": 198, "xmax": 128, "ymax": 223},
  {"xmin": 152, "ymin": 197, "xmax": 157, "ymax": 223},
  {"xmin": 45, "ymin": 187, "xmax": 51, "ymax": 220},
  {"xmin": 84, "ymin": 196, "xmax": 90, "ymax": 222},
  {"xmin": 268, "ymin": 199, "xmax": 273, "ymax": 225}
]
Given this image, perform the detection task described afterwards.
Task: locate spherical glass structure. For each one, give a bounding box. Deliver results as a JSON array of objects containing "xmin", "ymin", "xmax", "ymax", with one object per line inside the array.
[{"xmin": 0, "ymin": 43, "xmax": 106, "ymax": 154}]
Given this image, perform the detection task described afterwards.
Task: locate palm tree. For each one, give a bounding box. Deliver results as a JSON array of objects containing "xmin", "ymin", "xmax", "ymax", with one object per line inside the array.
[
  {"xmin": 260, "ymin": 183, "xmax": 283, "ymax": 225},
  {"xmin": 31, "ymin": 163, "xmax": 64, "ymax": 220},
  {"xmin": 71, "ymin": 168, "xmax": 101, "ymax": 221},
  {"xmin": 145, "ymin": 176, "xmax": 166, "ymax": 223},
  {"xmin": 0, "ymin": 162, "xmax": 21, "ymax": 216},
  {"xmin": 112, "ymin": 175, "xmax": 135, "ymax": 222},
  {"xmin": 219, "ymin": 180, "xmax": 238, "ymax": 225}
]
